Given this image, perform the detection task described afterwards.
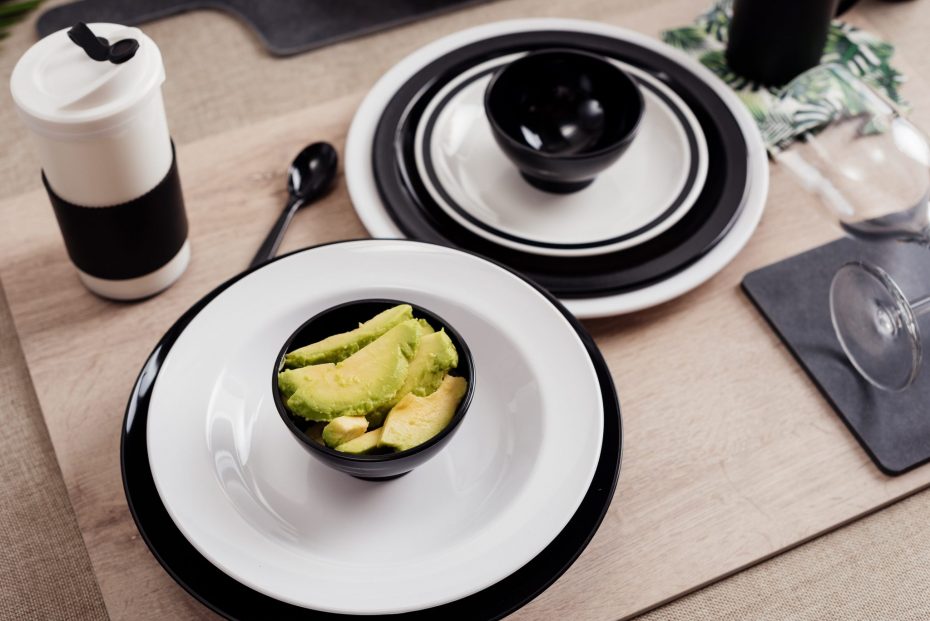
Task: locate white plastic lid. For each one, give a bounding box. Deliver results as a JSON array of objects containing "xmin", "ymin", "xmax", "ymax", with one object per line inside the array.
[{"xmin": 10, "ymin": 23, "xmax": 165, "ymax": 138}]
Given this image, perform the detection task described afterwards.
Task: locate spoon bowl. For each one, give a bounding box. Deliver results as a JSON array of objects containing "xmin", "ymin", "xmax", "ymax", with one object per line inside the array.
[
  {"xmin": 249, "ymin": 141, "xmax": 338, "ymax": 268},
  {"xmin": 288, "ymin": 142, "xmax": 338, "ymax": 202}
]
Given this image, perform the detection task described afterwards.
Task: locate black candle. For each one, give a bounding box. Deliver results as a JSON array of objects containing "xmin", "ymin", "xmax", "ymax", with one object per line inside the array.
[{"xmin": 726, "ymin": 0, "xmax": 840, "ymax": 86}]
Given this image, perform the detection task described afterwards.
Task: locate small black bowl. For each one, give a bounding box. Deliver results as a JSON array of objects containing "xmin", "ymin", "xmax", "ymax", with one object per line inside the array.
[
  {"xmin": 272, "ymin": 299, "xmax": 475, "ymax": 481},
  {"xmin": 485, "ymin": 48, "xmax": 645, "ymax": 194}
]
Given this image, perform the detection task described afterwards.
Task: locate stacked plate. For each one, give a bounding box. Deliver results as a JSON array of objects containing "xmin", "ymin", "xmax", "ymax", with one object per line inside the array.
[
  {"xmin": 123, "ymin": 240, "xmax": 622, "ymax": 619},
  {"xmin": 346, "ymin": 19, "xmax": 769, "ymax": 318}
]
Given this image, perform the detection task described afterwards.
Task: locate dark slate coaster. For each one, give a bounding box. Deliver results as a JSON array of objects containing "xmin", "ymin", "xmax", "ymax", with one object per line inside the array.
[
  {"xmin": 37, "ymin": 0, "xmax": 491, "ymax": 57},
  {"xmin": 742, "ymin": 237, "xmax": 930, "ymax": 476}
]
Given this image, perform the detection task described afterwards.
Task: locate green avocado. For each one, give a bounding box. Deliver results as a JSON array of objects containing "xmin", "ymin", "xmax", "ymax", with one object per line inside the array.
[
  {"xmin": 416, "ymin": 318, "xmax": 435, "ymax": 335},
  {"xmin": 280, "ymin": 319, "xmax": 420, "ymax": 421},
  {"xmin": 322, "ymin": 416, "xmax": 369, "ymax": 447},
  {"xmin": 279, "ymin": 365, "xmax": 312, "ymax": 399},
  {"xmin": 400, "ymin": 329, "xmax": 457, "ymax": 397},
  {"xmin": 283, "ymin": 304, "xmax": 413, "ymax": 369},
  {"xmin": 335, "ymin": 427, "xmax": 384, "ymax": 454},
  {"xmin": 379, "ymin": 374, "xmax": 468, "ymax": 452},
  {"xmin": 366, "ymin": 329, "xmax": 458, "ymax": 428}
]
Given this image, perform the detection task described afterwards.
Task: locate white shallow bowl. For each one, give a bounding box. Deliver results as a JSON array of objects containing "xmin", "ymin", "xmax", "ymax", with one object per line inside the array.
[
  {"xmin": 345, "ymin": 18, "xmax": 769, "ymax": 318},
  {"xmin": 146, "ymin": 240, "xmax": 604, "ymax": 614}
]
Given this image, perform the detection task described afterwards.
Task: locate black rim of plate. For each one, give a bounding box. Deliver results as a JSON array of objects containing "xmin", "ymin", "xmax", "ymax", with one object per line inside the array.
[
  {"xmin": 121, "ymin": 239, "xmax": 623, "ymax": 621},
  {"xmin": 372, "ymin": 30, "xmax": 749, "ymax": 298},
  {"xmin": 418, "ymin": 62, "xmax": 702, "ymax": 250}
]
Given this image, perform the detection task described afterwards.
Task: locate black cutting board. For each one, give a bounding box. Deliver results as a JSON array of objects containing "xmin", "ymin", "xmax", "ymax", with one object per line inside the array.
[
  {"xmin": 742, "ymin": 237, "xmax": 930, "ymax": 476},
  {"xmin": 37, "ymin": 0, "xmax": 492, "ymax": 56}
]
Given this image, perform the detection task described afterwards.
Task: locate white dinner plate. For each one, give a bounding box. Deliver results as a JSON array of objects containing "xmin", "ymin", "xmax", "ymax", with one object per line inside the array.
[
  {"xmin": 345, "ymin": 19, "xmax": 769, "ymax": 318},
  {"xmin": 146, "ymin": 240, "xmax": 604, "ymax": 614},
  {"xmin": 415, "ymin": 54, "xmax": 709, "ymax": 256}
]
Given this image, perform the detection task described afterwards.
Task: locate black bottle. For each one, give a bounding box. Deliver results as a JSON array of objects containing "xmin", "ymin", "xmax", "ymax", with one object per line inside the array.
[{"xmin": 726, "ymin": 0, "xmax": 841, "ymax": 86}]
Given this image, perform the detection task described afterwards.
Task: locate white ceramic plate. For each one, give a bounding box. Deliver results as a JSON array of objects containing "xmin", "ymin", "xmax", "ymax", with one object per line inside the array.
[
  {"xmin": 146, "ymin": 240, "xmax": 604, "ymax": 614},
  {"xmin": 415, "ymin": 54, "xmax": 709, "ymax": 256},
  {"xmin": 345, "ymin": 19, "xmax": 769, "ymax": 318}
]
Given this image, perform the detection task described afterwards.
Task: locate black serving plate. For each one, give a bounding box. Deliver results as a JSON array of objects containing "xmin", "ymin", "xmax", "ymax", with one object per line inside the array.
[
  {"xmin": 122, "ymin": 240, "xmax": 622, "ymax": 620},
  {"xmin": 372, "ymin": 31, "xmax": 749, "ymax": 298}
]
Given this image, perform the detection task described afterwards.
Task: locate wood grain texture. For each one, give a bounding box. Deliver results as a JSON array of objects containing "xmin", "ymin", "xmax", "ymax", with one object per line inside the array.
[{"xmin": 2, "ymin": 0, "xmax": 930, "ymax": 620}]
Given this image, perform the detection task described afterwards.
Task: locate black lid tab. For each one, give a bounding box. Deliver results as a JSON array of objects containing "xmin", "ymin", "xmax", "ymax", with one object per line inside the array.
[{"xmin": 67, "ymin": 22, "xmax": 139, "ymax": 64}]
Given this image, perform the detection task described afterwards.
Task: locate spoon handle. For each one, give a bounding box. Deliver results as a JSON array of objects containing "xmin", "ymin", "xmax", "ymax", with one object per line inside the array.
[{"xmin": 249, "ymin": 197, "xmax": 304, "ymax": 269}]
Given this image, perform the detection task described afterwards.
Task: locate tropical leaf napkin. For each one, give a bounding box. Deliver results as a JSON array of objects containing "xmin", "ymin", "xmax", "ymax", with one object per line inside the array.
[{"xmin": 662, "ymin": 0, "xmax": 906, "ymax": 153}]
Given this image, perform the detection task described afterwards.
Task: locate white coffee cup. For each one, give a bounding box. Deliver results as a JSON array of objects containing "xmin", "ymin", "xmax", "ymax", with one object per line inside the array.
[{"xmin": 10, "ymin": 22, "xmax": 190, "ymax": 300}]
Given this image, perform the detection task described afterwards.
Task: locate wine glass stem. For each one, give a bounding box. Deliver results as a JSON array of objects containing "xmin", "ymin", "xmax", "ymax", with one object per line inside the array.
[{"xmin": 911, "ymin": 293, "xmax": 930, "ymax": 318}]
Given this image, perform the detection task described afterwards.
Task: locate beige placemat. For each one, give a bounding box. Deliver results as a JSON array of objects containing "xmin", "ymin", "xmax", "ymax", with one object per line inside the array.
[{"xmin": 0, "ymin": 280, "xmax": 109, "ymax": 620}]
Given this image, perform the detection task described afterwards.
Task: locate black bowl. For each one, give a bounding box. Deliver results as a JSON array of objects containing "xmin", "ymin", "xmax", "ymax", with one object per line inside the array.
[
  {"xmin": 484, "ymin": 48, "xmax": 645, "ymax": 193},
  {"xmin": 272, "ymin": 299, "xmax": 476, "ymax": 481}
]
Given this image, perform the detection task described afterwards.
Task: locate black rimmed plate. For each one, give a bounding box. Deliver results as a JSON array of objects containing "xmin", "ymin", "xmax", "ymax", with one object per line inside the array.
[
  {"xmin": 368, "ymin": 30, "xmax": 749, "ymax": 297},
  {"xmin": 414, "ymin": 54, "xmax": 709, "ymax": 257},
  {"xmin": 346, "ymin": 21, "xmax": 769, "ymax": 317},
  {"xmin": 122, "ymin": 239, "xmax": 622, "ymax": 619}
]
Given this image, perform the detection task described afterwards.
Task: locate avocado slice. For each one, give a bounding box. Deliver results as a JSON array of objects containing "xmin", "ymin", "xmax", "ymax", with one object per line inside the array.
[
  {"xmin": 278, "ymin": 318, "xmax": 441, "ymax": 403},
  {"xmin": 366, "ymin": 329, "xmax": 458, "ymax": 428},
  {"xmin": 279, "ymin": 365, "xmax": 313, "ymax": 399},
  {"xmin": 379, "ymin": 374, "xmax": 468, "ymax": 452},
  {"xmin": 322, "ymin": 416, "xmax": 369, "ymax": 447},
  {"xmin": 399, "ymin": 329, "xmax": 457, "ymax": 398},
  {"xmin": 281, "ymin": 319, "xmax": 420, "ymax": 421},
  {"xmin": 283, "ymin": 304, "xmax": 413, "ymax": 369},
  {"xmin": 335, "ymin": 427, "xmax": 384, "ymax": 454}
]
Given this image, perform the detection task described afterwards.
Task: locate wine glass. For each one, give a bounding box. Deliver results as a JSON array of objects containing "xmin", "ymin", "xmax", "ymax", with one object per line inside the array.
[{"xmin": 774, "ymin": 63, "xmax": 930, "ymax": 391}]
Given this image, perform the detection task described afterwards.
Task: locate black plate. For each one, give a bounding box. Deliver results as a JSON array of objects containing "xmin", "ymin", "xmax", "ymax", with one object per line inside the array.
[
  {"xmin": 372, "ymin": 31, "xmax": 749, "ymax": 298},
  {"xmin": 419, "ymin": 62, "xmax": 703, "ymax": 251},
  {"xmin": 121, "ymin": 240, "xmax": 622, "ymax": 620}
]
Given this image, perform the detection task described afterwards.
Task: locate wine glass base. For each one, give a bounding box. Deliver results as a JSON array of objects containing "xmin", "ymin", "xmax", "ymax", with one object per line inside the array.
[{"xmin": 829, "ymin": 261, "xmax": 921, "ymax": 392}]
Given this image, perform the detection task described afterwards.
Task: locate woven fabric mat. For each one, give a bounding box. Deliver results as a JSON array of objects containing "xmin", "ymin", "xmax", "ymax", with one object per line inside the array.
[
  {"xmin": 0, "ymin": 280, "xmax": 109, "ymax": 621},
  {"xmin": 639, "ymin": 487, "xmax": 930, "ymax": 620}
]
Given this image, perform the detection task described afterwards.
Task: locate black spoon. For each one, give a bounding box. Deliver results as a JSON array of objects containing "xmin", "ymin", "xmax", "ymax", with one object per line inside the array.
[{"xmin": 249, "ymin": 142, "xmax": 338, "ymax": 268}]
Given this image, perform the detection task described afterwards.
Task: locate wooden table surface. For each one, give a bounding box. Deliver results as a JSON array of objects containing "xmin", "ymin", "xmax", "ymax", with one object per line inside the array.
[{"xmin": 3, "ymin": 1, "xmax": 930, "ymax": 620}]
